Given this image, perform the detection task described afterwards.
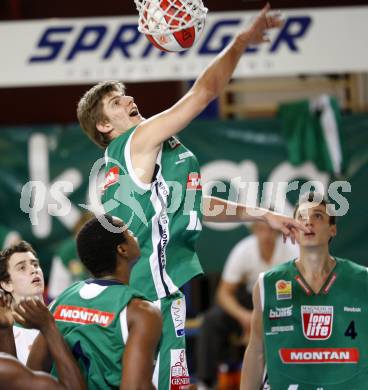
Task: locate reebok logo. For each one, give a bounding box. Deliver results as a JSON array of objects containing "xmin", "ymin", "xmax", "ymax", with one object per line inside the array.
[
  {"xmin": 103, "ymin": 166, "xmax": 119, "ymax": 190},
  {"xmin": 187, "ymin": 172, "xmax": 202, "ymax": 190},
  {"xmin": 301, "ymin": 306, "xmax": 333, "ymax": 340}
]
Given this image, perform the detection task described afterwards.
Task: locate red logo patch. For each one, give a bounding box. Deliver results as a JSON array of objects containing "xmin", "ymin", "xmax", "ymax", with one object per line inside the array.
[
  {"xmin": 170, "ymin": 349, "xmax": 190, "ymax": 390},
  {"xmin": 301, "ymin": 305, "xmax": 333, "ymax": 340},
  {"xmin": 186, "ymin": 172, "xmax": 202, "ymax": 190},
  {"xmin": 54, "ymin": 305, "xmax": 115, "ymax": 327},
  {"xmin": 103, "ymin": 166, "xmax": 119, "ymax": 190},
  {"xmin": 279, "ymin": 348, "xmax": 359, "ymax": 364}
]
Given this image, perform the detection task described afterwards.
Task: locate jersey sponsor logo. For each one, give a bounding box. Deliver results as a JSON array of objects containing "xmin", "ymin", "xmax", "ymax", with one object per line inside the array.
[
  {"xmin": 167, "ymin": 137, "xmax": 181, "ymax": 149},
  {"xmin": 344, "ymin": 306, "xmax": 362, "ymax": 313},
  {"xmin": 279, "ymin": 347, "xmax": 359, "ymax": 364},
  {"xmin": 170, "ymin": 349, "xmax": 190, "ymax": 389},
  {"xmin": 171, "ymin": 298, "xmax": 186, "ymax": 337},
  {"xmin": 301, "ymin": 306, "xmax": 333, "ymax": 340},
  {"xmin": 54, "ymin": 305, "xmax": 115, "ymax": 327},
  {"xmin": 270, "ymin": 325, "xmax": 294, "ymax": 333},
  {"xmin": 186, "ymin": 172, "xmax": 202, "ymax": 190},
  {"xmin": 103, "ymin": 166, "xmax": 119, "ymax": 190},
  {"xmin": 276, "ymin": 280, "xmax": 292, "ymax": 300},
  {"xmin": 269, "ymin": 305, "xmax": 293, "ymax": 319}
]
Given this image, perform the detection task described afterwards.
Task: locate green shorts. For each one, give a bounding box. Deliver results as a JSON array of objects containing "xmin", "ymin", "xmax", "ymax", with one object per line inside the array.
[{"xmin": 152, "ymin": 291, "xmax": 190, "ymax": 390}]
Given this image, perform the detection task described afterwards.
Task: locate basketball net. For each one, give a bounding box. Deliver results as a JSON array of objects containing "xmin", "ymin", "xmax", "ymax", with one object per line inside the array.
[{"xmin": 134, "ymin": 0, "xmax": 208, "ymax": 36}]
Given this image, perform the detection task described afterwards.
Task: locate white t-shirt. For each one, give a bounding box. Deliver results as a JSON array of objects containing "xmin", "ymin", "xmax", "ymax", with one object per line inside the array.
[
  {"xmin": 222, "ymin": 235, "xmax": 299, "ymax": 294},
  {"xmin": 13, "ymin": 325, "xmax": 39, "ymax": 365}
]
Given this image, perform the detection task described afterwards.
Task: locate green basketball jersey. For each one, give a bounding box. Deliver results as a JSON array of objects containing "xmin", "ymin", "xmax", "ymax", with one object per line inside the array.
[
  {"xmin": 50, "ymin": 279, "xmax": 146, "ymax": 389},
  {"xmin": 102, "ymin": 127, "xmax": 203, "ymax": 300},
  {"xmin": 261, "ymin": 258, "xmax": 368, "ymax": 390}
]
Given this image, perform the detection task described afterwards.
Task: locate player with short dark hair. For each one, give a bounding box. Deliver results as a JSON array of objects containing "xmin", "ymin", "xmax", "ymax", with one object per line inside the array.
[
  {"xmin": 28, "ymin": 215, "xmax": 162, "ymax": 390},
  {"xmin": 0, "ymin": 240, "xmax": 44, "ymax": 364},
  {"xmin": 241, "ymin": 193, "xmax": 368, "ymax": 389}
]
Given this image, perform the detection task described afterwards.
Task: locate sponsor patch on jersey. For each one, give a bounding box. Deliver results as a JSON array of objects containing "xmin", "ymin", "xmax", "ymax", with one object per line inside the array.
[
  {"xmin": 344, "ymin": 306, "xmax": 362, "ymax": 313},
  {"xmin": 171, "ymin": 298, "xmax": 186, "ymax": 337},
  {"xmin": 54, "ymin": 305, "xmax": 114, "ymax": 327},
  {"xmin": 276, "ymin": 280, "xmax": 292, "ymax": 300},
  {"xmin": 186, "ymin": 172, "xmax": 202, "ymax": 190},
  {"xmin": 270, "ymin": 325, "xmax": 294, "ymax": 333},
  {"xmin": 269, "ymin": 305, "xmax": 293, "ymax": 319},
  {"xmin": 103, "ymin": 166, "xmax": 119, "ymax": 190},
  {"xmin": 170, "ymin": 349, "xmax": 190, "ymax": 389},
  {"xmin": 301, "ymin": 306, "xmax": 333, "ymax": 340},
  {"xmin": 279, "ymin": 347, "xmax": 359, "ymax": 364},
  {"xmin": 167, "ymin": 136, "xmax": 181, "ymax": 149}
]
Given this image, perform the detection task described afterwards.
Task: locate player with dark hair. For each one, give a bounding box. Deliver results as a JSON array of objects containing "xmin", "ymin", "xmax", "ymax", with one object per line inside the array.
[
  {"xmin": 241, "ymin": 193, "xmax": 368, "ymax": 389},
  {"xmin": 77, "ymin": 4, "xmax": 309, "ymax": 388},
  {"xmin": 0, "ymin": 293, "xmax": 85, "ymax": 390},
  {"xmin": 0, "ymin": 240, "xmax": 45, "ymax": 364},
  {"xmin": 28, "ymin": 214, "xmax": 162, "ymax": 390}
]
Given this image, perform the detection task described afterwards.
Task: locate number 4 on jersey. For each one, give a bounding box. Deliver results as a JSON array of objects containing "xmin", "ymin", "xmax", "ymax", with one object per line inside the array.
[{"xmin": 344, "ymin": 321, "xmax": 358, "ymax": 339}]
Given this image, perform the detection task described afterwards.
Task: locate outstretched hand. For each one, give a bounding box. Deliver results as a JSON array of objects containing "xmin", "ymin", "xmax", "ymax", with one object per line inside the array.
[
  {"xmin": 13, "ymin": 297, "xmax": 54, "ymax": 332},
  {"xmin": 264, "ymin": 211, "xmax": 310, "ymax": 244},
  {"xmin": 0, "ymin": 291, "xmax": 13, "ymax": 329},
  {"xmin": 240, "ymin": 3, "xmax": 283, "ymax": 45}
]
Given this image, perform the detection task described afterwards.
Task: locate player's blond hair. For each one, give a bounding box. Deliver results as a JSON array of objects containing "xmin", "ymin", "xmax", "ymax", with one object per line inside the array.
[{"xmin": 77, "ymin": 80, "xmax": 126, "ymax": 148}]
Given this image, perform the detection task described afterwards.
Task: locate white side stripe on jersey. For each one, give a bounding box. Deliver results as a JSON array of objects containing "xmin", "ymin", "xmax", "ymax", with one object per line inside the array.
[
  {"xmin": 149, "ymin": 150, "xmax": 178, "ymax": 299},
  {"xmin": 119, "ymin": 307, "xmax": 129, "ymax": 344},
  {"xmin": 259, "ymin": 272, "xmax": 265, "ymax": 312}
]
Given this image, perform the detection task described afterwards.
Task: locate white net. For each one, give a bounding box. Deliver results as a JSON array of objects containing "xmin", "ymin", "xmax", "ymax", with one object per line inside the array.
[{"xmin": 134, "ymin": 0, "xmax": 208, "ymax": 36}]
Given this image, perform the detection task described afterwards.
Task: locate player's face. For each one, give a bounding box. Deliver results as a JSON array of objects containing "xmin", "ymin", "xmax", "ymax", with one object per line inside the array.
[
  {"xmin": 124, "ymin": 229, "xmax": 141, "ymax": 263},
  {"xmin": 101, "ymin": 90, "xmax": 143, "ymax": 133},
  {"xmin": 295, "ymin": 203, "xmax": 336, "ymax": 248},
  {"xmin": 2, "ymin": 251, "xmax": 44, "ymax": 302}
]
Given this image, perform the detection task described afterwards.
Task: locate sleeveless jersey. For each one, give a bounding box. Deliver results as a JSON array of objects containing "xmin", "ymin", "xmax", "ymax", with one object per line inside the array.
[
  {"xmin": 13, "ymin": 324, "xmax": 39, "ymax": 365},
  {"xmin": 50, "ymin": 279, "xmax": 146, "ymax": 389},
  {"xmin": 102, "ymin": 127, "xmax": 203, "ymax": 300},
  {"xmin": 261, "ymin": 258, "xmax": 368, "ymax": 390}
]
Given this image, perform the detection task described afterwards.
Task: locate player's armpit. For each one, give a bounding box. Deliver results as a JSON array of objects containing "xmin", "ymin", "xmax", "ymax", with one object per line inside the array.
[
  {"xmin": 121, "ymin": 299, "xmax": 162, "ymax": 390},
  {"xmin": 132, "ymin": 86, "xmax": 212, "ymax": 152}
]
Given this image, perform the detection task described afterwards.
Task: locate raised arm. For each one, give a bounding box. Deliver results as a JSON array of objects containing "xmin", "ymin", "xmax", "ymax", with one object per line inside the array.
[
  {"xmin": 240, "ymin": 281, "xmax": 265, "ymax": 390},
  {"xmin": 132, "ymin": 4, "xmax": 282, "ymax": 153},
  {"xmin": 14, "ymin": 298, "xmax": 86, "ymax": 390},
  {"xmin": 121, "ymin": 299, "xmax": 162, "ymax": 390},
  {"xmin": 202, "ymin": 196, "xmax": 310, "ymax": 242}
]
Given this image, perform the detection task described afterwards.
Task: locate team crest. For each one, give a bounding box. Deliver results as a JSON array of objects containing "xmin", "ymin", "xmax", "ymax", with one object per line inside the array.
[
  {"xmin": 276, "ymin": 280, "xmax": 292, "ymax": 300},
  {"xmin": 301, "ymin": 305, "xmax": 334, "ymax": 340}
]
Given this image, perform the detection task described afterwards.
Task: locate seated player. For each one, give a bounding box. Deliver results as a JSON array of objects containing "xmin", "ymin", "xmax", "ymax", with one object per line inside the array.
[
  {"xmin": 28, "ymin": 214, "xmax": 162, "ymax": 390},
  {"xmin": 0, "ymin": 292, "xmax": 85, "ymax": 389}
]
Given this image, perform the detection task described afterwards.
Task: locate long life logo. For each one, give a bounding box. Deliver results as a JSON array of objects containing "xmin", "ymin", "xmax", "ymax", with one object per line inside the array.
[
  {"xmin": 301, "ymin": 306, "xmax": 333, "ymax": 340},
  {"xmin": 28, "ymin": 16, "xmax": 312, "ymax": 62}
]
